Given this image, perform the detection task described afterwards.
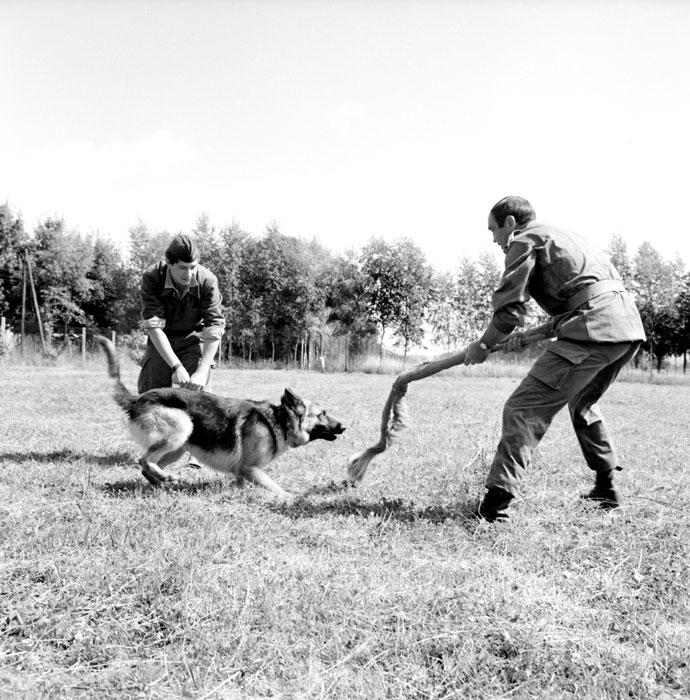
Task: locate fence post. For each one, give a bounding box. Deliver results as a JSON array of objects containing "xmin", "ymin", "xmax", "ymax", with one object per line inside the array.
[
  {"xmin": 111, "ymin": 330, "xmax": 116, "ymax": 346},
  {"xmin": 0, "ymin": 316, "xmax": 5, "ymax": 339},
  {"xmin": 82, "ymin": 327, "xmax": 86, "ymax": 364}
]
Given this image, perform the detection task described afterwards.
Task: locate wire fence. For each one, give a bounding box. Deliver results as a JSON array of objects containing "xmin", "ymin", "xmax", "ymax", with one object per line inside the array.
[
  {"xmin": 0, "ymin": 320, "xmax": 417, "ymax": 374},
  {"xmin": 2, "ymin": 318, "xmax": 689, "ymax": 381}
]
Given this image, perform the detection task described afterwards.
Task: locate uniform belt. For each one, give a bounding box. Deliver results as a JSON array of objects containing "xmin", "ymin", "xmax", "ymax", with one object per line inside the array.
[{"xmin": 564, "ymin": 279, "xmax": 626, "ymax": 312}]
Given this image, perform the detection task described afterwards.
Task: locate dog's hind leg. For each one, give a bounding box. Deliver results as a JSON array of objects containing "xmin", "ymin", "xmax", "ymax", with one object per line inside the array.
[
  {"xmin": 157, "ymin": 445, "xmax": 188, "ymax": 469},
  {"xmin": 139, "ymin": 456, "xmax": 164, "ymax": 486},
  {"xmin": 139, "ymin": 440, "xmax": 181, "ymax": 486},
  {"xmin": 130, "ymin": 407, "xmax": 193, "ymax": 486}
]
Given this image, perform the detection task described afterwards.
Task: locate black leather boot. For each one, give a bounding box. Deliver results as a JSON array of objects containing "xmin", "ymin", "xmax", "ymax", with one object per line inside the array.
[
  {"xmin": 476, "ymin": 487, "xmax": 514, "ymax": 522},
  {"xmin": 582, "ymin": 469, "xmax": 621, "ymax": 509}
]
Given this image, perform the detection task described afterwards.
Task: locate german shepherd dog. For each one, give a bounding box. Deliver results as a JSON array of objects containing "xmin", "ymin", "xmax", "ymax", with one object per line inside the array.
[{"xmin": 95, "ymin": 336, "xmax": 345, "ymax": 499}]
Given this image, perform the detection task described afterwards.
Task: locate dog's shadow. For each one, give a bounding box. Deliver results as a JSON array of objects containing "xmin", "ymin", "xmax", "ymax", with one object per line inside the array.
[
  {"xmin": 100, "ymin": 477, "xmax": 478, "ymax": 524},
  {"xmin": 0, "ymin": 450, "xmax": 479, "ymax": 524},
  {"xmin": 101, "ymin": 477, "xmax": 231, "ymax": 497},
  {"xmin": 0, "ymin": 449, "xmax": 134, "ymax": 466}
]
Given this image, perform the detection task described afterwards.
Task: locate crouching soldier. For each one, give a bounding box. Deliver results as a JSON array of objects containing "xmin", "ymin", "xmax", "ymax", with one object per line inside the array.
[{"xmin": 137, "ymin": 233, "xmax": 226, "ymax": 393}]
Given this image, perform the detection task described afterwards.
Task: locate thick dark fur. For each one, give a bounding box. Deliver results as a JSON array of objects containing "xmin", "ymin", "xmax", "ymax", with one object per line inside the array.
[{"xmin": 95, "ymin": 335, "xmax": 345, "ymax": 498}]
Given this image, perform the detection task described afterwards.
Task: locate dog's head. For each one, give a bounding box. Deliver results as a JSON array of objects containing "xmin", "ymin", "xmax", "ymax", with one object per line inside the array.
[{"xmin": 281, "ymin": 388, "xmax": 346, "ymax": 447}]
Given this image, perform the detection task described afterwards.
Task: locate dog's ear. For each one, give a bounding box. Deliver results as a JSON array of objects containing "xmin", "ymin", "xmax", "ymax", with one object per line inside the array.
[{"xmin": 281, "ymin": 388, "xmax": 306, "ymax": 416}]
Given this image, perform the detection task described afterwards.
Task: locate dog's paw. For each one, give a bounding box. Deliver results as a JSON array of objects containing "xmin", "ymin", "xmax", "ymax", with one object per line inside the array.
[
  {"xmin": 275, "ymin": 490, "xmax": 295, "ymax": 505},
  {"xmin": 141, "ymin": 468, "xmax": 179, "ymax": 487},
  {"xmin": 141, "ymin": 470, "xmax": 162, "ymax": 487}
]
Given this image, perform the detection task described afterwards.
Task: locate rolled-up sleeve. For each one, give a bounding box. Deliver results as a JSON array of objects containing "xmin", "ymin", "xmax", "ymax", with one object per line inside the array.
[
  {"xmin": 491, "ymin": 239, "xmax": 536, "ymax": 333},
  {"xmin": 140, "ymin": 268, "xmax": 166, "ymax": 329},
  {"xmin": 200, "ymin": 273, "xmax": 226, "ymax": 340}
]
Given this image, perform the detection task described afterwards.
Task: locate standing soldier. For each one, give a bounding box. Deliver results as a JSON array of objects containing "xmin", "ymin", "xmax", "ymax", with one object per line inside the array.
[
  {"xmin": 464, "ymin": 196, "xmax": 646, "ymax": 522},
  {"xmin": 138, "ymin": 233, "xmax": 226, "ymax": 393}
]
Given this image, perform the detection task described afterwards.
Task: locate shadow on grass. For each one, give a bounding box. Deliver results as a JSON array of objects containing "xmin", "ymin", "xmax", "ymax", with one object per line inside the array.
[
  {"xmin": 101, "ymin": 477, "xmax": 231, "ymax": 497},
  {"xmin": 0, "ymin": 449, "xmax": 134, "ymax": 466},
  {"xmin": 277, "ymin": 481, "xmax": 478, "ymax": 524},
  {"xmin": 100, "ymin": 476, "xmax": 479, "ymax": 525}
]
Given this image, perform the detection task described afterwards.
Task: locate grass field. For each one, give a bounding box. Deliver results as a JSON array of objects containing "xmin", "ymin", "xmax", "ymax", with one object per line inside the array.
[{"xmin": 1, "ymin": 357, "xmax": 689, "ymax": 699}]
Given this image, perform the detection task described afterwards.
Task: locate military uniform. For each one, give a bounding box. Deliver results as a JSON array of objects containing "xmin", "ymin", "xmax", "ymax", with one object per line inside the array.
[
  {"xmin": 138, "ymin": 261, "xmax": 226, "ymax": 393},
  {"xmin": 486, "ymin": 221, "xmax": 646, "ymax": 497}
]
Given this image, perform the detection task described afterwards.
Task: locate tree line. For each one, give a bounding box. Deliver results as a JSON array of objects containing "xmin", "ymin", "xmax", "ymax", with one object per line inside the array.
[{"xmin": 1, "ymin": 202, "xmax": 689, "ymax": 370}]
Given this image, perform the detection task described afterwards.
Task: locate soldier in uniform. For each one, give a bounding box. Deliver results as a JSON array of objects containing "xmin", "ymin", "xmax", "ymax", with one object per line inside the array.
[
  {"xmin": 138, "ymin": 233, "xmax": 226, "ymax": 393},
  {"xmin": 464, "ymin": 196, "xmax": 646, "ymax": 521}
]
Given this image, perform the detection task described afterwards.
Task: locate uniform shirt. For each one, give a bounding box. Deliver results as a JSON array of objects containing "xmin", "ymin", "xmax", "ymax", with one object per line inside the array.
[
  {"xmin": 492, "ymin": 221, "xmax": 646, "ymax": 343},
  {"xmin": 140, "ymin": 261, "xmax": 226, "ymax": 341}
]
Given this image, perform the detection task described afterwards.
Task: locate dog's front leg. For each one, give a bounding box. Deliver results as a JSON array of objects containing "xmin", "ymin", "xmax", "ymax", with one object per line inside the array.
[{"xmin": 242, "ymin": 466, "xmax": 292, "ymax": 501}]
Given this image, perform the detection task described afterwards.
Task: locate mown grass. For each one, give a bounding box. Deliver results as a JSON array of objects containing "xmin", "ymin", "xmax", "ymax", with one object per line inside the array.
[{"xmin": 0, "ymin": 357, "xmax": 688, "ymax": 699}]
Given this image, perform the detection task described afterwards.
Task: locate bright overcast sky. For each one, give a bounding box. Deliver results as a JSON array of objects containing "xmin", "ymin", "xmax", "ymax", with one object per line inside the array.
[{"xmin": 1, "ymin": 0, "xmax": 689, "ymax": 271}]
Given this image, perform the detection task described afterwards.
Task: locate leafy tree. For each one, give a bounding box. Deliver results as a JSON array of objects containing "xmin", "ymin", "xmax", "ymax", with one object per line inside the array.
[
  {"xmin": 238, "ymin": 226, "xmax": 323, "ymax": 362},
  {"xmin": 0, "ymin": 203, "xmax": 29, "ymax": 322},
  {"xmin": 192, "ymin": 212, "xmax": 218, "ymax": 259},
  {"xmin": 673, "ymin": 274, "xmax": 690, "ymax": 372},
  {"xmin": 632, "ymin": 241, "xmax": 685, "ymax": 369},
  {"xmin": 607, "ymin": 235, "xmax": 633, "ymax": 287},
  {"xmin": 32, "ymin": 218, "xmax": 95, "ymax": 338},
  {"xmin": 453, "ymin": 255, "xmax": 492, "ymax": 345},
  {"xmin": 214, "ymin": 221, "xmax": 249, "ymax": 358},
  {"xmin": 237, "ymin": 297, "xmax": 266, "ymax": 362},
  {"xmin": 475, "ymin": 250, "xmax": 503, "ymax": 325},
  {"xmin": 360, "ymin": 237, "xmax": 400, "ymax": 359},
  {"xmin": 390, "ymin": 239, "xmax": 433, "ymax": 359},
  {"xmin": 82, "ymin": 237, "xmax": 128, "ymax": 331},
  {"xmin": 118, "ymin": 221, "xmax": 171, "ymax": 331},
  {"xmin": 322, "ymin": 249, "xmax": 378, "ymax": 364},
  {"xmin": 128, "ymin": 221, "xmax": 169, "ymax": 271},
  {"xmin": 427, "ymin": 270, "xmax": 460, "ymax": 353},
  {"xmin": 360, "ymin": 237, "xmax": 433, "ymax": 362}
]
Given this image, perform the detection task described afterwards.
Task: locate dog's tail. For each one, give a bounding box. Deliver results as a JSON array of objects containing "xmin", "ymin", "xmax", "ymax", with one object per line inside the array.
[{"xmin": 94, "ymin": 335, "xmax": 135, "ymax": 412}]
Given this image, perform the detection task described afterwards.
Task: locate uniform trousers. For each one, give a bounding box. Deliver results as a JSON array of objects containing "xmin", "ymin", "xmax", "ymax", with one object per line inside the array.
[
  {"xmin": 137, "ymin": 334, "xmax": 204, "ymax": 394},
  {"xmin": 486, "ymin": 339, "xmax": 642, "ymax": 496}
]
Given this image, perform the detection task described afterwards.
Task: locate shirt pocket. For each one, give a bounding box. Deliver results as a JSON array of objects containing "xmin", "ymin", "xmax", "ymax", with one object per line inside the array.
[{"xmin": 528, "ymin": 342, "xmax": 592, "ymax": 390}]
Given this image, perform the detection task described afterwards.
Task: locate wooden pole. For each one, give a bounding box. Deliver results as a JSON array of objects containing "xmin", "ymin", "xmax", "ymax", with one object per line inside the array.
[
  {"xmin": 25, "ymin": 250, "xmax": 48, "ymax": 354},
  {"xmin": 82, "ymin": 327, "xmax": 86, "ymax": 364},
  {"xmin": 111, "ymin": 330, "xmax": 116, "ymax": 346},
  {"xmin": 21, "ymin": 259, "xmax": 27, "ymax": 358}
]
